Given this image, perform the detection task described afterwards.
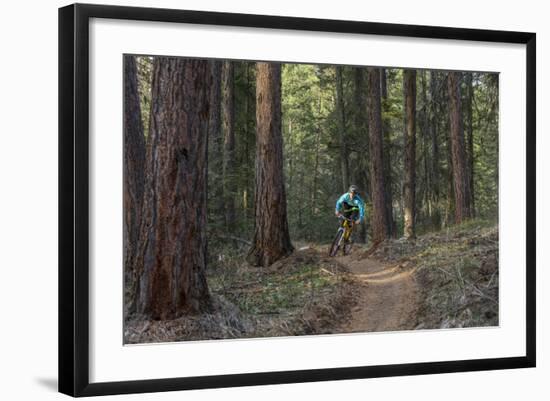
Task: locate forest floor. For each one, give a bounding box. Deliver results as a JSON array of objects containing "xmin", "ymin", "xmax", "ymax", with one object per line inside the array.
[
  {"xmin": 367, "ymin": 220, "xmax": 499, "ymax": 330},
  {"xmin": 124, "ymin": 220, "xmax": 498, "ymax": 344},
  {"xmin": 327, "ymin": 249, "xmax": 420, "ymax": 333}
]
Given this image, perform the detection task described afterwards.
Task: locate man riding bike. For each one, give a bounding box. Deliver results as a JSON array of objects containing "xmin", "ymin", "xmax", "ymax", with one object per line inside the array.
[
  {"xmin": 335, "ymin": 185, "xmax": 365, "ymax": 225},
  {"xmin": 329, "ymin": 185, "xmax": 366, "ymax": 256}
]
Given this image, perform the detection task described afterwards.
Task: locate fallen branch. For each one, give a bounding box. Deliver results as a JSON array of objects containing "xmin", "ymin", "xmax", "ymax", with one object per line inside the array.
[
  {"xmin": 214, "ymin": 234, "xmax": 252, "ymax": 246},
  {"xmin": 469, "ymin": 283, "xmax": 498, "ymax": 304},
  {"xmin": 435, "ymin": 266, "xmax": 453, "ymax": 277},
  {"xmin": 320, "ymin": 268, "xmax": 336, "ymax": 276},
  {"xmin": 138, "ymin": 321, "xmax": 151, "ymax": 336},
  {"xmin": 485, "ymin": 270, "xmax": 498, "ymax": 288}
]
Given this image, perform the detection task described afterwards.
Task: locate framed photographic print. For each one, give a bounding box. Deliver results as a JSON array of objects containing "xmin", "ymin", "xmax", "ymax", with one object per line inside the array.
[{"xmin": 58, "ymin": 3, "xmax": 536, "ymax": 397}]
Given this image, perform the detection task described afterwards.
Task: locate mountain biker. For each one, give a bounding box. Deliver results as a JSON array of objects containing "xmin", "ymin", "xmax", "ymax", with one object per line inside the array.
[{"xmin": 335, "ymin": 185, "xmax": 365, "ymax": 225}]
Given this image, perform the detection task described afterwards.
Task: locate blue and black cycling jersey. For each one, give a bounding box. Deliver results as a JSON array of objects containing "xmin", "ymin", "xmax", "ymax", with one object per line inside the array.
[{"xmin": 335, "ymin": 192, "xmax": 365, "ymax": 221}]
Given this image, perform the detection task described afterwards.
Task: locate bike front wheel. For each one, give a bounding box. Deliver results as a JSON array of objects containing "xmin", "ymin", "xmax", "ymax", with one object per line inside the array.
[{"xmin": 329, "ymin": 228, "xmax": 344, "ymax": 257}]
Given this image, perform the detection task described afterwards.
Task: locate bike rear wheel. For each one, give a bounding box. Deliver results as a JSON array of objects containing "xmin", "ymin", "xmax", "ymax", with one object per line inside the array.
[
  {"xmin": 343, "ymin": 239, "xmax": 353, "ymax": 255},
  {"xmin": 329, "ymin": 228, "xmax": 344, "ymax": 257}
]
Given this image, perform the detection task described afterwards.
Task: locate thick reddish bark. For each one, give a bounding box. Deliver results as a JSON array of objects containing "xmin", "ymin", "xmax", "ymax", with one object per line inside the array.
[
  {"xmin": 354, "ymin": 67, "xmax": 368, "ymax": 243},
  {"xmin": 429, "ymin": 72, "xmax": 440, "ymax": 199},
  {"xmin": 247, "ymin": 62, "xmax": 294, "ymax": 266},
  {"xmin": 403, "ymin": 69, "xmax": 417, "ymax": 239},
  {"xmin": 366, "ymin": 68, "xmax": 389, "ymax": 242},
  {"xmin": 209, "ymin": 60, "xmax": 225, "ymax": 214},
  {"xmin": 135, "ymin": 57, "xmax": 211, "ymax": 320},
  {"xmin": 222, "ymin": 61, "xmax": 237, "ymax": 230},
  {"xmin": 447, "ymin": 71, "xmax": 471, "ymax": 223},
  {"xmin": 123, "ymin": 55, "xmax": 146, "ymax": 291}
]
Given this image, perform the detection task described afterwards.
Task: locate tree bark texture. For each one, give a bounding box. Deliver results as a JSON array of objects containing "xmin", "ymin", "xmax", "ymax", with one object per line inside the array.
[
  {"xmin": 403, "ymin": 69, "xmax": 417, "ymax": 239},
  {"xmin": 123, "ymin": 55, "xmax": 146, "ymax": 293},
  {"xmin": 447, "ymin": 71, "xmax": 471, "ymax": 223},
  {"xmin": 247, "ymin": 62, "xmax": 294, "ymax": 266},
  {"xmin": 429, "ymin": 72, "xmax": 440, "ymax": 202},
  {"xmin": 208, "ymin": 60, "xmax": 225, "ymax": 214},
  {"xmin": 134, "ymin": 57, "xmax": 211, "ymax": 320},
  {"xmin": 366, "ymin": 68, "xmax": 389, "ymax": 242},
  {"xmin": 336, "ymin": 66, "xmax": 350, "ymax": 192},
  {"xmin": 380, "ymin": 68, "xmax": 396, "ymax": 237},
  {"xmin": 420, "ymin": 72, "xmax": 430, "ymax": 213},
  {"xmin": 354, "ymin": 67, "xmax": 368, "ymax": 243},
  {"xmin": 464, "ymin": 73, "xmax": 475, "ymax": 217},
  {"xmin": 222, "ymin": 61, "xmax": 237, "ymax": 230}
]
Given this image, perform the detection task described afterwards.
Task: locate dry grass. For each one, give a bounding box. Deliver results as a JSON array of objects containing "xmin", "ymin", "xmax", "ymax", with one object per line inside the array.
[
  {"xmin": 124, "ymin": 220, "xmax": 499, "ymax": 344},
  {"xmin": 369, "ymin": 220, "xmax": 499, "ymax": 330},
  {"xmin": 124, "ymin": 247, "xmax": 355, "ymax": 344},
  {"xmin": 125, "ymin": 295, "xmax": 253, "ymax": 344}
]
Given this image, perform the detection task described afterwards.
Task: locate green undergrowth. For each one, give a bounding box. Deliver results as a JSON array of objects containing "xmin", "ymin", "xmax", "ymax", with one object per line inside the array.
[
  {"xmin": 125, "ymin": 244, "xmax": 353, "ymax": 343},
  {"xmin": 205, "ymin": 246, "xmax": 353, "ymax": 338},
  {"xmin": 209, "ymin": 262, "xmax": 336, "ymax": 315}
]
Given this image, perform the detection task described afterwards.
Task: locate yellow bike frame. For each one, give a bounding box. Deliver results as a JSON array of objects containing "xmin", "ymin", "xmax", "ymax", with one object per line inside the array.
[{"xmin": 342, "ymin": 219, "xmax": 354, "ymax": 242}]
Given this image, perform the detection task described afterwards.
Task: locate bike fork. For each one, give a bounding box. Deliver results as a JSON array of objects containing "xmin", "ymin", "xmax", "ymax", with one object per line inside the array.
[{"xmin": 337, "ymin": 228, "xmax": 345, "ymax": 247}]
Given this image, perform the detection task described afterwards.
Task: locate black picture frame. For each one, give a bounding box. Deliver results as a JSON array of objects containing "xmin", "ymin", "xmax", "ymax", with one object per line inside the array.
[{"xmin": 58, "ymin": 3, "xmax": 536, "ymax": 397}]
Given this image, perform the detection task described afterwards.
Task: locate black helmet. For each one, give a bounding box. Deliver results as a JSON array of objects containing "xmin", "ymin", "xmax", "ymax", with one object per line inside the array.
[{"xmin": 349, "ymin": 185, "xmax": 359, "ymax": 194}]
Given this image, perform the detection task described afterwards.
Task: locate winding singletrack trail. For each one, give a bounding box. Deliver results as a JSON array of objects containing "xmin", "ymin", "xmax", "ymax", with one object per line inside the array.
[{"xmin": 335, "ymin": 252, "xmax": 420, "ymax": 333}]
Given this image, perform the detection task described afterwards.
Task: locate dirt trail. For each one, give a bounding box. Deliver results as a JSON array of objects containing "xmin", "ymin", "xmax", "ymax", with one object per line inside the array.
[{"xmin": 335, "ymin": 252, "xmax": 420, "ymax": 333}]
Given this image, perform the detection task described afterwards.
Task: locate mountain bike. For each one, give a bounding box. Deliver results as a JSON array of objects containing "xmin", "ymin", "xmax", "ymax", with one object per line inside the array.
[{"xmin": 329, "ymin": 206, "xmax": 359, "ymax": 257}]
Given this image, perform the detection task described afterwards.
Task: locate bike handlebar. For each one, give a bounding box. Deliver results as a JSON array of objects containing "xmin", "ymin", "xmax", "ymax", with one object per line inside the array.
[{"xmin": 338, "ymin": 206, "xmax": 359, "ymax": 221}]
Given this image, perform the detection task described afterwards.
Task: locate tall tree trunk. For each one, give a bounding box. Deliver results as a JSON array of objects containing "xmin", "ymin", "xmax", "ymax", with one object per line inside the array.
[
  {"xmin": 247, "ymin": 63, "xmax": 294, "ymax": 266},
  {"xmin": 336, "ymin": 66, "xmax": 350, "ymax": 192},
  {"xmin": 354, "ymin": 67, "xmax": 368, "ymax": 243},
  {"xmin": 311, "ymin": 127, "xmax": 321, "ymax": 220},
  {"xmin": 243, "ymin": 63, "xmax": 250, "ymax": 223},
  {"xmin": 311, "ymin": 76, "xmax": 323, "ymax": 227},
  {"xmin": 366, "ymin": 68, "xmax": 389, "ymax": 242},
  {"xmin": 403, "ymin": 69, "xmax": 417, "ymax": 239},
  {"xmin": 464, "ymin": 73, "xmax": 475, "ymax": 217},
  {"xmin": 298, "ymin": 170, "xmax": 305, "ymax": 231},
  {"xmin": 222, "ymin": 61, "xmax": 237, "ymax": 231},
  {"xmin": 447, "ymin": 71, "xmax": 471, "ymax": 223},
  {"xmin": 124, "ymin": 55, "xmax": 146, "ymax": 314},
  {"xmin": 380, "ymin": 68, "xmax": 396, "ymax": 237},
  {"xmin": 420, "ymin": 72, "xmax": 430, "ymax": 219},
  {"xmin": 445, "ymin": 132, "xmax": 455, "ymax": 228},
  {"xmin": 208, "ymin": 60, "xmax": 225, "ymax": 217},
  {"xmin": 135, "ymin": 58, "xmax": 211, "ymax": 320},
  {"xmin": 429, "ymin": 71, "xmax": 441, "ymax": 227},
  {"xmin": 244, "ymin": 62, "xmax": 256, "ymax": 231}
]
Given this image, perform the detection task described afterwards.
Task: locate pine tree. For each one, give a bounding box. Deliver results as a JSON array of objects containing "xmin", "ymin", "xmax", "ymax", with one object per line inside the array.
[
  {"xmin": 366, "ymin": 67, "xmax": 390, "ymax": 241},
  {"xmin": 247, "ymin": 62, "xmax": 294, "ymax": 266},
  {"xmin": 134, "ymin": 58, "xmax": 211, "ymax": 319}
]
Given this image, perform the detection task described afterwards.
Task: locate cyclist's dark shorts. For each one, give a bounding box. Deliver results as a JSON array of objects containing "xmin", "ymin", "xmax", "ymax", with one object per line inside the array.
[{"xmin": 342, "ymin": 201, "xmax": 359, "ymax": 220}]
